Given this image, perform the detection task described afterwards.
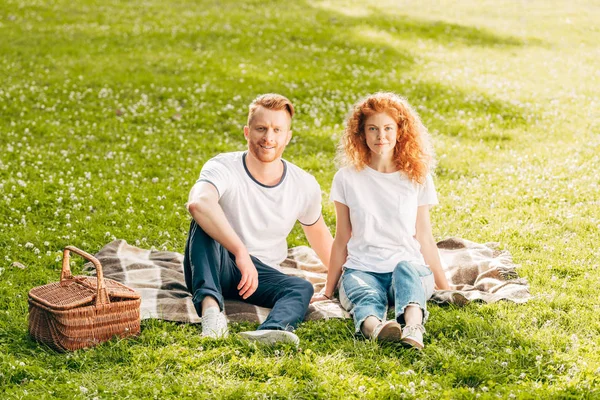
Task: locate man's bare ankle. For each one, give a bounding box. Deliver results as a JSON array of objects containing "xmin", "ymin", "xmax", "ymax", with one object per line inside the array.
[{"xmin": 201, "ymin": 296, "xmax": 220, "ymax": 314}]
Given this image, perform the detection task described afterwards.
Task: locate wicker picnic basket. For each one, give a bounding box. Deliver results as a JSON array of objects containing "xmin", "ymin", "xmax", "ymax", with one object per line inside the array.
[{"xmin": 28, "ymin": 245, "xmax": 141, "ymax": 352}]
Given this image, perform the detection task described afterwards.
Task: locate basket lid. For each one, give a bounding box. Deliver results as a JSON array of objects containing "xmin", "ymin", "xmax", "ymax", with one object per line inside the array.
[{"xmin": 28, "ymin": 276, "xmax": 140, "ymax": 310}]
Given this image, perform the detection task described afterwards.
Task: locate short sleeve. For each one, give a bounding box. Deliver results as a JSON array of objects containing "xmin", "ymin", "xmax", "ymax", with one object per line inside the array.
[
  {"xmin": 298, "ymin": 177, "xmax": 322, "ymax": 226},
  {"xmin": 417, "ymin": 174, "xmax": 439, "ymax": 207},
  {"xmin": 329, "ymin": 169, "xmax": 347, "ymax": 205},
  {"xmin": 198, "ymin": 157, "xmax": 231, "ymax": 198}
]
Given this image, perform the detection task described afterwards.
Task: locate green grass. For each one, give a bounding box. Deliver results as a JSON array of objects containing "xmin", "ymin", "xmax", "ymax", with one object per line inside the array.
[{"xmin": 1, "ymin": 0, "xmax": 599, "ymax": 398}]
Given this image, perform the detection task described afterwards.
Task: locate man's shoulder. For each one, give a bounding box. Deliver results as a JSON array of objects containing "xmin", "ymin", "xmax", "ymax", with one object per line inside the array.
[
  {"xmin": 202, "ymin": 151, "xmax": 244, "ymax": 173},
  {"xmin": 283, "ymin": 158, "xmax": 319, "ymax": 186},
  {"xmin": 208, "ymin": 151, "xmax": 244, "ymax": 165}
]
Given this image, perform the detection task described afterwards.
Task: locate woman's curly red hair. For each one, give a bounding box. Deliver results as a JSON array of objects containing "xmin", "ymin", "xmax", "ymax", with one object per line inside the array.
[{"xmin": 338, "ymin": 92, "xmax": 435, "ymax": 184}]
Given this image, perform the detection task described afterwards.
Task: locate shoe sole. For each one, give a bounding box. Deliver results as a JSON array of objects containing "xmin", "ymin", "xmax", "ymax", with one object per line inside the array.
[
  {"xmin": 201, "ymin": 331, "xmax": 229, "ymax": 339},
  {"xmin": 239, "ymin": 330, "xmax": 299, "ymax": 345},
  {"xmin": 376, "ymin": 323, "xmax": 402, "ymax": 342},
  {"xmin": 400, "ymin": 337, "xmax": 424, "ymax": 350}
]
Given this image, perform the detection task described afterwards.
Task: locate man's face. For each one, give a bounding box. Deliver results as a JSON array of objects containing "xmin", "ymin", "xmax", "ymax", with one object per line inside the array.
[{"xmin": 244, "ymin": 107, "xmax": 292, "ymax": 163}]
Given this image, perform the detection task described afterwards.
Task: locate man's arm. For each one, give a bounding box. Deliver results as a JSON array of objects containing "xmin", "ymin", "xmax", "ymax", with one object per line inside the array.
[
  {"xmin": 311, "ymin": 201, "xmax": 350, "ymax": 302},
  {"xmin": 301, "ymin": 215, "xmax": 333, "ymax": 269},
  {"xmin": 415, "ymin": 205, "xmax": 450, "ymax": 290},
  {"xmin": 187, "ymin": 182, "xmax": 258, "ymax": 299}
]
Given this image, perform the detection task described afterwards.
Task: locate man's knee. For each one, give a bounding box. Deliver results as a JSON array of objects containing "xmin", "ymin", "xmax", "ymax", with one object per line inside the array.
[
  {"xmin": 302, "ymin": 279, "xmax": 315, "ymax": 297},
  {"xmin": 291, "ymin": 278, "xmax": 314, "ymax": 300}
]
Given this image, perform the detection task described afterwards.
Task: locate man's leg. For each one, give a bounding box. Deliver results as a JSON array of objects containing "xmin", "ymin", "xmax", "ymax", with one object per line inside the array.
[
  {"xmin": 235, "ymin": 257, "xmax": 313, "ymax": 343},
  {"xmin": 183, "ymin": 220, "xmax": 240, "ymax": 336}
]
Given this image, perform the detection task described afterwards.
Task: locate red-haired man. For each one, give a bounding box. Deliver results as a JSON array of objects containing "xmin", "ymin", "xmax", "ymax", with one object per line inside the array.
[{"xmin": 184, "ymin": 94, "xmax": 333, "ymax": 345}]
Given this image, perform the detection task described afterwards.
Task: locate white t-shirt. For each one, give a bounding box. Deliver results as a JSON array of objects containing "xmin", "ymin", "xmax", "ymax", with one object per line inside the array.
[
  {"xmin": 330, "ymin": 166, "xmax": 438, "ymax": 273},
  {"xmin": 198, "ymin": 151, "xmax": 322, "ymax": 268}
]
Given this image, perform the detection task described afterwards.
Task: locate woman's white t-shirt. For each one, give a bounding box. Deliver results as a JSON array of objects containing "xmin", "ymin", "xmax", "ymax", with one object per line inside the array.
[{"xmin": 330, "ymin": 166, "xmax": 438, "ymax": 273}]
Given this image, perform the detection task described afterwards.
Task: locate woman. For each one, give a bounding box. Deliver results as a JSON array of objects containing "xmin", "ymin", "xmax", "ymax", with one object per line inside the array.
[{"xmin": 312, "ymin": 92, "xmax": 449, "ymax": 349}]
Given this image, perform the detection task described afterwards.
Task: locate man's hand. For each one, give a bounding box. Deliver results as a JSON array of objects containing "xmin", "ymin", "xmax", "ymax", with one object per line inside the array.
[{"xmin": 236, "ymin": 253, "xmax": 258, "ymax": 299}]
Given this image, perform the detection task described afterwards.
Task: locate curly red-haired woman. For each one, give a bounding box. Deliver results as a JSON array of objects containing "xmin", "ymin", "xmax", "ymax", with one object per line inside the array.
[{"xmin": 312, "ymin": 92, "xmax": 450, "ymax": 349}]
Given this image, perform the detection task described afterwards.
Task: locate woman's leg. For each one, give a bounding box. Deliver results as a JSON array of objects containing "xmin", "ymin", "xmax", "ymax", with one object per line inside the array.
[
  {"xmin": 392, "ymin": 261, "xmax": 435, "ymax": 348},
  {"xmin": 392, "ymin": 261, "xmax": 435, "ymax": 325},
  {"xmin": 404, "ymin": 304, "xmax": 423, "ymax": 326},
  {"xmin": 339, "ymin": 269, "xmax": 390, "ymax": 338}
]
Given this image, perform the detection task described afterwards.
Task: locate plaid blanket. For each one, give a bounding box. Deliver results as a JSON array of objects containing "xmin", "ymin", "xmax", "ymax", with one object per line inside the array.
[
  {"xmin": 432, "ymin": 237, "xmax": 531, "ymax": 305},
  {"xmin": 84, "ymin": 238, "xmax": 530, "ymax": 324}
]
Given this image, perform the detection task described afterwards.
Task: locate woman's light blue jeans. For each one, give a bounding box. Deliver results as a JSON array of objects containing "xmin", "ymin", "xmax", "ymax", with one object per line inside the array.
[{"xmin": 339, "ymin": 261, "xmax": 435, "ymax": 333}]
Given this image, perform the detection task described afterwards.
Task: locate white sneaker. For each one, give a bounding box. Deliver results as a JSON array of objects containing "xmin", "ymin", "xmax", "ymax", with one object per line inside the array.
[
  {"xmin": 201, "ymin": 308, "xmax": 228, "ymax": 339},
  {"xmin": 401, "ymin": 324, "xmax": 425, "ymax": 350},
  {"xmin": 373, "ymin": 320, "xmax": 402, "ymax": 342},
  {"xmin": 239, "ymin": 329, "xmax": 300, "ymax": 346}
]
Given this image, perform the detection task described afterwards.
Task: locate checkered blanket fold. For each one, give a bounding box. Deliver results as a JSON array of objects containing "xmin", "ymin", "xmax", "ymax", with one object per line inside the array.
[{"xmin": 83, "ymin": 237, "xmax": 530, "ymax": 324}]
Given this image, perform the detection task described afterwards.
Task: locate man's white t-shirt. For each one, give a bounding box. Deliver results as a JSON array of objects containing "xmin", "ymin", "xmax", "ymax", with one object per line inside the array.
[
  {"xmin": 330, "ymin": 166, "xmax": 438, "ymax": 273},
  {"xmin": 198, "ymin": 151, "xmax": 322, "ymax": 268}
]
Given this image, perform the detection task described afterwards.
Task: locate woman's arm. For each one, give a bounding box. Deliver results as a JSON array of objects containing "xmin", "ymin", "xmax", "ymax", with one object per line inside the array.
[
  {"xmin": 415, "ymin": 205, "xmax": 450, "ymax": 290},
  {"xmin": 311, "ymin": 201, "xmax": 352, "ymax": 302},
  {"xmin": 302, "ymin": 216, "xmax": 333, "ymax": 269}
]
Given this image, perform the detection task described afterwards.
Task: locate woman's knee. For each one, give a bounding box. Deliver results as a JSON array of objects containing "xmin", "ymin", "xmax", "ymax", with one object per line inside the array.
[
  {"xmin": 393, "ymin": 261, "xmax": 420, "ymax": 281},
  {"xmin": 346, "ymin": 285, "xmax": 386, "ymax": 306}
]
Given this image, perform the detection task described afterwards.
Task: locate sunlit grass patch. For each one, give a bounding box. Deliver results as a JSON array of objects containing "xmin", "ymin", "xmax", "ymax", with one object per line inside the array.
[{"xmin": 1, "ymin": 0, "xmax": 599, "ymax": 398}]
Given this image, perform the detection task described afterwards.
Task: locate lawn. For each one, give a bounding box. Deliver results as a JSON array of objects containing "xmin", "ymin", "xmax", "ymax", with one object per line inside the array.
[{"xmin": 1, "ymin": 0, "xmax": 599, "ymax": 398}]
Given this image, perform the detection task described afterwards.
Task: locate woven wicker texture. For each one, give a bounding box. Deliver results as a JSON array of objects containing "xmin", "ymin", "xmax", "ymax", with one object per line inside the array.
[{"xmin": 28, "ymin": 246, "xmax": 141, "ymax": 352}]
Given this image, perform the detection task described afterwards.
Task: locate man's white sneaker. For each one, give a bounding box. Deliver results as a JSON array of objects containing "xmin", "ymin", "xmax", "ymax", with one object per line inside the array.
[
  {"xmin": 373, "ymin": 320, "xmax": 402, "ymax": 342},
  {"xmin": 401, "ymin": 324, "xmax": 425, "ymax": 350},
  {"xmin": 239, "ymin": 329, "xmax": 300, "ymax": 346},
  {"xmin": 201, "ymin": 308, "xmax": 228, "ymax": 339}
]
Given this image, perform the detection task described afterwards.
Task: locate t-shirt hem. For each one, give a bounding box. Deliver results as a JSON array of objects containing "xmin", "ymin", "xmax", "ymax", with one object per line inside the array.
[
  {"xmin": 299, "ymin": 213, "xmax": 321, "ymax": 227},
  {"xmin": 344, "ymin": 256, "xmax": 427, "ymax": 273},
  {"xmin": 330, "ymin": 197, "xmax": 347, "ymax": 206},
  {"xmin": 417, "ymin": 201, "xmax": 439, "ymax": 208}
]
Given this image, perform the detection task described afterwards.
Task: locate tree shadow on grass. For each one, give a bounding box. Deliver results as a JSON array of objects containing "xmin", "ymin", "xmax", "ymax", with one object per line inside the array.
[
  {"xmin": 312, "ymin": 1, "xmax": 541, "ymax": 48},
  {"xmin": 0, "ymin": 0, "xmax": 534, "ymax": 196},
  {"xmin": 2, "ymin": 0, "xmax": 534, "ymax": 147}
]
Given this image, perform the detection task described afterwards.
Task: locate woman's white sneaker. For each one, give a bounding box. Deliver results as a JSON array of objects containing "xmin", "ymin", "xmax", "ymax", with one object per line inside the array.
[
  {"xmin": 373, "ymin": 320, "xmax": 403, "ymax": 342},
  {"xmin": 401, "ymin": 324, "xmax": 425, "ymax": 349}
]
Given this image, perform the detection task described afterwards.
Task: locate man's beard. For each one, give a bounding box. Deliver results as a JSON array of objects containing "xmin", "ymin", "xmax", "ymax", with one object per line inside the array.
[{"xmin": 248, "ymin": 142, "xmax": 284, "ymax": 163}]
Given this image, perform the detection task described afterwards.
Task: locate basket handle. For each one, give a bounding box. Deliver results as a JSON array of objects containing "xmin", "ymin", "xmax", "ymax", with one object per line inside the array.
[{"xmin": 60, "ymin": 245, "xmax": 110, "ymax": 306}]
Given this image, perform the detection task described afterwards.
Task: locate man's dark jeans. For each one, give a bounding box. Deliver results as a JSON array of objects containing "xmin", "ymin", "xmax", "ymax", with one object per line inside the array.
[{"xmin": 183, "ymin": 220, "xmax": 314, "ymax": 331}]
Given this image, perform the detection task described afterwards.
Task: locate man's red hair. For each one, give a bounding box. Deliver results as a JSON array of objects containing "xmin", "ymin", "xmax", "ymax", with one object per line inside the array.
[{"xmin": 247, "ymin": 93, "xmax": 295, "ymax": 126}]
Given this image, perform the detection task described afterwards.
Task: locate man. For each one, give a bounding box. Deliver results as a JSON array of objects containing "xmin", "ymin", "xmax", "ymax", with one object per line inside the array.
[{"xmin": 184, "ymin": 93, "xmax": 333, "ymax": 345}]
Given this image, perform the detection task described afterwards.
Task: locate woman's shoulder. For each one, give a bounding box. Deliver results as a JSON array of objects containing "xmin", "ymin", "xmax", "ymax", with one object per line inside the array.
[
  {"xmin": 332, "ymin": 165, "xmax": 359, "ymax": 185},
  {"xmin": 335, "ymin": 165, "xmax": 361, "ymax": 177}
]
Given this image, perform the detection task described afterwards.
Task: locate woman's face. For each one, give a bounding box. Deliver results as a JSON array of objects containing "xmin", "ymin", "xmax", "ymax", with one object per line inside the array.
[{"xmin": 363, "ymin": 112, "xmax": 398, "ymax": 158}]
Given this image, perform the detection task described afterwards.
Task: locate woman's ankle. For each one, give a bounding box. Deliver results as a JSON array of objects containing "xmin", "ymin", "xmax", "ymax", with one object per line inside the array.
[
  {"xmin": 360, "ymin": 316, "xmax": 382, "ymax": 338},
  {"xmin": 402, "ymin": 304, "xmax": 423, "ymax": 326}
]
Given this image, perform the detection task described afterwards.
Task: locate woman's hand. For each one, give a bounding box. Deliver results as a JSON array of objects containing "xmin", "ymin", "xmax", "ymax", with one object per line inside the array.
[{"xmin": 310, "ymin": 292, "xmax": 332, "ymax": 303}]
